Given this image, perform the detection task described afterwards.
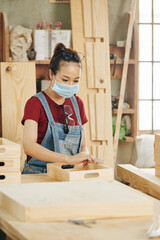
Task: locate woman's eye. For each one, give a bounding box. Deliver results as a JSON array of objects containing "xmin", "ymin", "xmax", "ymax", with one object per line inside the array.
[
  {"xmin": 74, "ymin": 80, "xmax": 79, "ymax": 83},
  {"xmin": 62, "ymin": 79, "xmax": 68, "ymax": 82}
]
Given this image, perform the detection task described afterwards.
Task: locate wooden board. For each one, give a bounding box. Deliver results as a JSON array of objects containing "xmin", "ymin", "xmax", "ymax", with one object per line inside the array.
[
  {"xmin": 0, "ymin": 62, "xmax": 36, "ymax": 171},
  {"xmin": 0, "ymin": 206, "xmax": 153, "ymax": 240},
  {"xmin": 47, "ymin": 163, "xmax": 114, "ymax": 182},
  {"xmin": 0, "ymin": 181, "xmax": 153, "ymax": 222},
  {"xmin": 117, "ymin": 164, "xmax": 160, "ymax": 200}
]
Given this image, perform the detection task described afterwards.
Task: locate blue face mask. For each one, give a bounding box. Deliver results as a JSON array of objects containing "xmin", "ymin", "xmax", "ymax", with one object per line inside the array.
[{"xmin": 52, "ymin": 80, "xmax": 80, "ymax": 98}]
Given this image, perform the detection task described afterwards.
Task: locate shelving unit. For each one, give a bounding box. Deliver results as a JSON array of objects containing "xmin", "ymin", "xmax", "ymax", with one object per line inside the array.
[{"xmin": 110, "ymin": 20, "xmax": 138, "ymax": 144}]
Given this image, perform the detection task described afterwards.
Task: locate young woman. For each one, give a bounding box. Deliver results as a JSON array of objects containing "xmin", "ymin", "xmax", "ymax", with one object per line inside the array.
[{"xmin": 21, "ymin": 43, "xmax": 96, "ymax": 174}]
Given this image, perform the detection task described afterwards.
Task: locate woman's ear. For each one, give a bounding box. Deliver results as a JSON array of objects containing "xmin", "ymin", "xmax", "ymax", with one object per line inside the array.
[{"xmin": 49, "ymin": 69, "xmax": 53, "ymax": 80}]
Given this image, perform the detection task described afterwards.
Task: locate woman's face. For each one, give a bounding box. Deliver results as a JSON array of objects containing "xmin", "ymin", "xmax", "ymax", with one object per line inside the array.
[{"xmin": 51, "ymin": 61, "xmax": 81, "ymax": 86}]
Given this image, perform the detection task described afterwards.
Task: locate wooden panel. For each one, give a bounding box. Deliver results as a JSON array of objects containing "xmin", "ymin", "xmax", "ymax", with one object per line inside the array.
[
  {"xmin": 92, "ymin": 0, "xmax": 106, "ymax": 38},
  {"xmin": 2, "ymin": 12, "xmax": 9, "ymax": 62},
  {"xmin": 0, "ymin": 181, "xmax": 153, "ymax": 222},
  {"xmin": 47, "ymin": 163, "xmax": 114, "ymax": 182},
  {"xmin": 95, "ymin": 93, "xmax": 108, "ymax": 140},
  {"xmin": 88, "ymin": 93, "xmax": 96, "ymax": 140},
  {"xmin": 155, "ymin": 134, "xmax": 160, "ymax": 142},
  {"xmin": 0, "ymin": 13, "xmax": 3, "ymax": 62},
  {"xmin": 117, "ymin": 164, "xmax": 160, "ymax": 200},
  {"xmin": 85, "ymin": 42, "xmax": 94, "ymax": 88},
  {"xmin": 82, "ymin": 0, "xmax": 92, "ymax": 37},
  {"xmin": 0, "ymin": 62, "xmax": 36, "ymax": 171},
  {"xmin": 94, "ymin": 42, "xmax": 107, "ymax": 88}
]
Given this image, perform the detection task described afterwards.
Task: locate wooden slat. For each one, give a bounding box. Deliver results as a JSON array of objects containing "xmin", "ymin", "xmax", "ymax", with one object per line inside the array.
[
  {"xmin": 113, "ymin": 0, "xmax": 137, "ymax": 167},
  {"xmin": 2, "ymin": 12, "xmax": 9, "ymax": 62},
  {"xmin": 92, "ymin": 0, "xmax": 106, "ymax": 38},
  {"xmin": 82, "ymin": 0, "xmax": 92, "ymax": 38},
  {"xmin": 0, "ymin": 62, "xmax": 36, "ymax": 171},
  {"xmin": 88, "ymin": 93, "xmax": 96, "ymax": 140},
  {"xmin": 95, "ymin": 93, "xmax": 108, "ymax": 140},
  {"xmin": 85, "ymin": 42, "xmax": 94, "ymax": 88},
  {"xmin": 94, "ymin": 42, "xmax": 107, "ymax": 88},
  {"xmin": 0, "ymin": 13, "xmax": 3, "ymax": 62}
]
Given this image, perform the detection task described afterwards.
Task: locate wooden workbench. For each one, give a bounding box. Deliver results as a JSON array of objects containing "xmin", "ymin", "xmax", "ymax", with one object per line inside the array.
[{"xmin": 0, "ymin": 173, "xmax": 156, "ymax": 240}]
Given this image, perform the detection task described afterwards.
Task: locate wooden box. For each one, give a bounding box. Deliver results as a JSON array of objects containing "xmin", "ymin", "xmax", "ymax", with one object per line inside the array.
[
  {"xmin": 47, "ymin": 163, "xmax": 114, "ymax": 182},
  {"xmin": 0, "ymin": 138, "xmax": 20, "ymax": 173},
  {"xmin": 0, "ymin": 172, "xmax": 21, "ymax": 184},
  {"xmin": 0, "ymin": 181, "xmax": 153, "ymax": 222}
]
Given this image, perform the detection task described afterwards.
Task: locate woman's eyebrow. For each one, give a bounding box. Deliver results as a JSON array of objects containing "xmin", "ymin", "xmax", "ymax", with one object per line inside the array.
[{"xmin": 62, "ymin": 75, "xmax": 80, "ymax": 79}]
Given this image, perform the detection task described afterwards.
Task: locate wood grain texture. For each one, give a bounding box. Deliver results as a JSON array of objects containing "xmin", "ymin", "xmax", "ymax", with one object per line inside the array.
[
  {"xmin": 0, "ymin": 181, "xmax": 153, "ymax": 222},
  {"xmin": 0, "ymin": 62, "xmax": 36, "ymax": 171},
  {"xmin": 94, "ymin": 42, "xmax": 107, "ymax": 88},
  {"xmin": 92, "ymin": 0, "xmax": 106, "ymax": 38},
  {"xmin": 47, "ymin": 163, "xmax": 114, "ymax": 182},
  {"xmin": 82, "ymin": 0, "xmax": 92, "ymax": 37},
  {"xmin": 85, "ymin": 42, "xmax": 94, "ymax": 88},
  {"xmin": 2, "ymin": 12, "xmax": 9, "ymax": 62},
  {"xmin": 117, "ymin": 164, "xmax": 160, "ymax": 200}
]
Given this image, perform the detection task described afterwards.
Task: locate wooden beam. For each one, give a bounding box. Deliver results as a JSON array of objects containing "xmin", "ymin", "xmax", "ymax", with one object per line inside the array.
[{"xmin": 117, "ymin": 164, "xmax": 160, "ymax": 200}]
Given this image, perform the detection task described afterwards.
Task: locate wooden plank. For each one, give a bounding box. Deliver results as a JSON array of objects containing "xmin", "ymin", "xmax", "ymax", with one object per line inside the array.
[
  {"xmin": 0, "ymin": 181, "xmax": 153, "ymax": 222},
  {"xmin": 94, "ymin": 42, "xmax": 107, "ymax": 88},
  {"xmin": 0, "ymin": 205, "xmax": 153, "ymax": 240},
  {"xmin": 0, "ymin": 13, "xmax": 3, "ymax": 62},
  {"xmin": 2, "ymin": 12, "xmax": 9, "ymax": 62},
  {"xmin": 82, "ymin": 0, "xmax": 92, "ymax": 38},
  {"xmin": 85, "ymin": 42, "xmax": 94, "ymax": 88},
  {"xmin": 92, "ymin": 0, "xmax": 106, "ymax": 38},
  {"xmin": 0, "ymin": 62, "xmax": 36, "ymax": 171},
  {"xmin": 95, "ymin": 93, "xmax": 108, "ymax": 140},
  {"xmin": 113, "ymin": 0, "xmax": 137, "ymax": 166},
  {"xmin": 155, "ymin": 134, "xmax": 160, "ymax": 142},
  {"xmin": 47, "ymin": 163, "xmax": 114, "ymax": 182},
  {"xmin": 117, "ymin": 164, "xmax": 160, "ymax": 200},
  {"xmin": 88, "ymin": 93, "xmax": 96, "ymax": 140}
]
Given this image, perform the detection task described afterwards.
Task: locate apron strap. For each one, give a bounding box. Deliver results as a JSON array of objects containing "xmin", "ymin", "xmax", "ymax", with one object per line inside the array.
[
  {"xmin": 70, "ymin": 96, "xmax": 82, "ymax": 129},
  {"xmin": 34, "ymin": 92, "xmax": 55, "ymax": 125}
]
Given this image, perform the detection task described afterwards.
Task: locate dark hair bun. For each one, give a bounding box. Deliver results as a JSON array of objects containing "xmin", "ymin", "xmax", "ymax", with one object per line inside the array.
[{"xmin": 54, "ymin": 43, "xmax": 66, "ymax": 55}]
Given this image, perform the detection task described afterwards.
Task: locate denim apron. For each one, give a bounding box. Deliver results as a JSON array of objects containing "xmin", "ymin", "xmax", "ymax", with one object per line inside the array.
[{"xmin": 21, "ymin": 92, "xmax": 83, "ymax": 174}]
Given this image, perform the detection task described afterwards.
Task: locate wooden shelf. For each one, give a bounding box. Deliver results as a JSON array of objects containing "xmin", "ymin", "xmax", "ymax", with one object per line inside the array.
[
  {"xmin": 34, "ymin": 60, "xmax": 50, "ymax": 65},
  {"xmin": 49, "ymin": 0, "xmax": 70, "ymax": 3},
  {"xmin": 112, "ymin": 109, "xmax": 135, "ymax": 114},
  {"xmin": 123, "ymin": 137, "xmax": 135, "ymax": 142},
  {"xmin": 110, "ymin": 59, "xmax": 136, "ymax": 64}
]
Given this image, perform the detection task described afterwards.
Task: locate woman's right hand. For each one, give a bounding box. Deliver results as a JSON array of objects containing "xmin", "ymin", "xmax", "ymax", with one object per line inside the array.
[{"xmin": 67, "ymin": 152, "xmax": 96, "ymax": 165}]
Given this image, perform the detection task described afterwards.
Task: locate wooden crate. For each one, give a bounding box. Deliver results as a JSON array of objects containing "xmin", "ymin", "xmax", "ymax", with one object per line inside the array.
[
  {"xmin": 47, "ymin": 163, "xmax": 114, "ymax": 182},
  {"xmin": 0, "ymin": 172, "xmax": 21, "ymax": 184},
  {"xmin": 0, "ymin": 138, "xmax": 20, "ymax": 173}
]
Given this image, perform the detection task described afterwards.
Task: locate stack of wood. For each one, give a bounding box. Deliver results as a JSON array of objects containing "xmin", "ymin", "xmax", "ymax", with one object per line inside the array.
[
  {"xmin": 154, "ymin": 134, "xmax": 160, "ymax": 177},
  {"xmin": 0, "ymin": 138, "xmax": 21, "ymax": 184}
]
